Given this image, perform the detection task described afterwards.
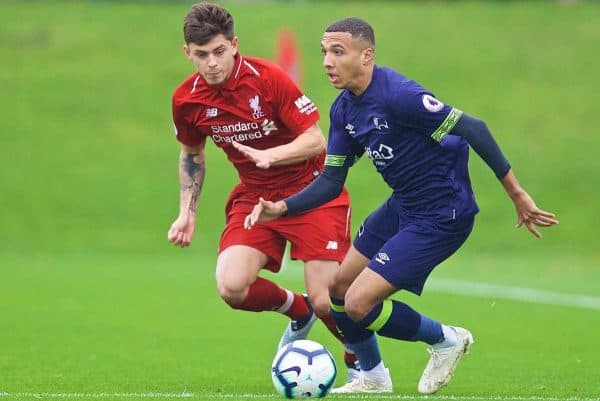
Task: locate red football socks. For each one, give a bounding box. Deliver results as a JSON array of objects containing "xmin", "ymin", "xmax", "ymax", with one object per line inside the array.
[{"xmin": 238, "ymin": 277, "xmax": 310, "ymax": 321}]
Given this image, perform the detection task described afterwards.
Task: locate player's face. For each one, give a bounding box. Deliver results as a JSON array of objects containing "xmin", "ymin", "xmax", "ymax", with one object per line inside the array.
[
  {"xmin": 321, "ymin": 32, "xmax": 372, "ymax": 95},
  {"xmin": 184, "ymin": 34, "xmax": 238, "ymax": 86}
]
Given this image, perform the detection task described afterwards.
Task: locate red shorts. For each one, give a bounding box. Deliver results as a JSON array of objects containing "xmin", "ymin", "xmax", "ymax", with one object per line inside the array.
[{"xmin": 219, "ymin": 183, "xmax": 352, "ymax": 272}]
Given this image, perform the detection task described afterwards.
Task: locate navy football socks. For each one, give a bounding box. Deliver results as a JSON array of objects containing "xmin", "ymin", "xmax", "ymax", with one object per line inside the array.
[{"xmin": 359, "ymin": 299, "xmax": 444, "ymax": 345}]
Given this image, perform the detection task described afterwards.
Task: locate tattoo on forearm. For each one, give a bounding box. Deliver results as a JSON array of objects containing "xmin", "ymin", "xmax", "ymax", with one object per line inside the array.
[
  {"xmin": 187, "ymin": 182, "xmax": 201, "ymax": 214},
  {"xmin": 179, "ymin": 152, "xmax": 205, "ymax": 214}
]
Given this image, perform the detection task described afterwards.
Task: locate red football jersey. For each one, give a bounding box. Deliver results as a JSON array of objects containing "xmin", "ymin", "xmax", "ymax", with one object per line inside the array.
[{"xmin": 172, "ymin": 54, "xmax": 323, "ymax": 188}]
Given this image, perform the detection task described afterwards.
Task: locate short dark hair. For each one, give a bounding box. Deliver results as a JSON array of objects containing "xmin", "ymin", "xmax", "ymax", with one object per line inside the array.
[
  {"xmin": 183, "ymin": 2, "xmax": 235, "ymax": 45},
  {"xmin": 325, "ymin": 17, "xmax": 375, "ymax": 49}
]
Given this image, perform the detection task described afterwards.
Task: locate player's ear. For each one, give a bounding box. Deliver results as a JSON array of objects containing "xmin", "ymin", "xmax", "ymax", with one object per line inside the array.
[
  {"xmin": 183, "ymin": 44, "xmax": 192, "ymax": 60},
  {"xmin": 231, "ymin": 36, "xmax": 239, "ymax": 55},
  {"xmin": 362, "ymin": 47, "xmax": 374, "ymax": 66}
]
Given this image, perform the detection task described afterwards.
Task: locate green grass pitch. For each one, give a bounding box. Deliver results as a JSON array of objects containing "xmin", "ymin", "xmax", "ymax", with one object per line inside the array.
[{"xmin": 1, "ymin": 1, "xmax": 599, "ymax": 400}]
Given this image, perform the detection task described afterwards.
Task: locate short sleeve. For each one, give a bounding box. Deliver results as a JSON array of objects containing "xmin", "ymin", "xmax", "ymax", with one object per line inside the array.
[
  {"xmin": 172, "ymin": 98, "xmax": 206, "ymax": 147},
  {"xmin": 270, "ymin": 65, "xmax": 320, "ymax": 135},
  {"xmin": 325, "ymin": 100, "xmax": 364, "ymax": 168},
  {"xmin": 389, "ymin": 83, "xmax": 463, "ymax": 143}
]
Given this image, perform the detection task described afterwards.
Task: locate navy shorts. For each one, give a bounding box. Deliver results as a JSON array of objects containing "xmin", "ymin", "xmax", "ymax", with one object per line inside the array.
[{"xmin": 353, "ymin": 196, "xmax": 475, "ymax": 295}]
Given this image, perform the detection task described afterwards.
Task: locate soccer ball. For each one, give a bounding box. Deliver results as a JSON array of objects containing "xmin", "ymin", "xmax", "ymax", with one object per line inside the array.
[{"xmin": 271, "ymin": 340, "xmax": 337, "ymax": 398}]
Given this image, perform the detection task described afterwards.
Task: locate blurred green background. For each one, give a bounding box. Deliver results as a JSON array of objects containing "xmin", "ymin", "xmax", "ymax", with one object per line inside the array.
[{"xmin": 1, "ymin": 1, "xmax": 599, "ymax": 400}]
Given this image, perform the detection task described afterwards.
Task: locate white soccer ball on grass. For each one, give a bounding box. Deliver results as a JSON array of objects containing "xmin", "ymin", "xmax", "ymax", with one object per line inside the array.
[{"xmin": 271, "ymin": 339, "xmax": 337, "ymax": 398}]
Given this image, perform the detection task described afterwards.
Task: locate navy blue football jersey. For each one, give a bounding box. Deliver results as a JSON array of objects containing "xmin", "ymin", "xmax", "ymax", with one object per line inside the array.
[{"xmin": 326, "ymin": 66, "xmax": 479, "ymax": 221}]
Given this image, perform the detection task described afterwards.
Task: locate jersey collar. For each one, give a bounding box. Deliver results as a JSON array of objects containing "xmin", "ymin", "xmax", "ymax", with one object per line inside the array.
[
  {"xmin": 345, "ymin": 65, "xmax": 379, "ymax": 103},
  {"xmin": 220, "ymin": 53, "xmax": 245, "ymax": 91}
]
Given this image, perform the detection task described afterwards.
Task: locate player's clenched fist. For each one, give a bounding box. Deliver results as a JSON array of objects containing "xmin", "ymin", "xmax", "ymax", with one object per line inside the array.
[{"xmin": 168, "ymin": 215, "xmax": 196, "ymax": 247}]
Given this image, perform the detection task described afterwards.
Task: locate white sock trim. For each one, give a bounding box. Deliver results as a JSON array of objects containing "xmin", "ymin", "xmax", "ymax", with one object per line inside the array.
[
  {"xmin": 276, "ymin": 290, "xmax": 295, "ymax": 314},
  {"xmin": 434, "ymin": 325, "xmax": 458, "ymax": 348},
  {"xmin": 362, "ymin": 361, "xmax": 387, "ymax": 382}
]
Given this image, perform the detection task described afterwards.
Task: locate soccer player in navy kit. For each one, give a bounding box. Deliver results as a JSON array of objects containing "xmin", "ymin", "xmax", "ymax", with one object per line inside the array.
[{"xmin": 244, "ymin": 17, "xmax": 559, "ymax": 394}]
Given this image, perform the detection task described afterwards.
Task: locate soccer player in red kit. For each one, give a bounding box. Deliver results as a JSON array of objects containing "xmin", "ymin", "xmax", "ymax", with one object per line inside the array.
[{"xmin": 167, "ymin": 2, "xmax": 360, "ymax": 381}]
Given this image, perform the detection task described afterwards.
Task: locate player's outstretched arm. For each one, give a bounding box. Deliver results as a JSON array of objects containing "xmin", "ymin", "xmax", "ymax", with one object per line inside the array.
[
  {"xmin": 500, "ymin": 170, "xmax": 559, "ymax": 238},
  {"xmin": 244, "ymin": 198, "xmax": 288, "ymax": 229},
  {"xmin": 451, "ymin": 113, "xmax": 558, "ymax": 237},
  {"xmin": 232, "ymin": 123, "xmax": 325, "ymax": 169},
  {"xmin": 244, "ymin": 162, "xmax": 350, "ymax": 230},
  {"xmin": 168, "ymin": 143, "xmax": 206, "ymax": 247}
]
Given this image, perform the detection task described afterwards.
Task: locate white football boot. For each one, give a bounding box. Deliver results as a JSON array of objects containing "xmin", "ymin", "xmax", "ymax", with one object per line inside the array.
[
  {"xmin": 277, "ymin": 295, "xmax": 318, "ymax": 349},
  {"xmin": 418, "ymin": 326, "xmax": 474, "ymax": 394},
  {"xmin": 345, "ymin": 360, "xmax": 361, "ymax": 383},
  {"xmin": 331, "ymin": 367, "xmax": 393, "ymax": 394}
]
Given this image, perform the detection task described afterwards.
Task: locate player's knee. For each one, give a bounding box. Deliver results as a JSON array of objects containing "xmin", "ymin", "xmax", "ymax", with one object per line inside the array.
[
  {"xmin": 344, "ymin": 293, "xmax": 370, "ymax": 322},
  {"xmin": 216, "ymin": 281, "xmax": 248, "ymax": 308},
  {"xmin": 310, "ymin": 294, "xmax": 331, "ymax": 319},
  {"xmin": 328, "ymin": 270, "xmax": 350, "ymax": 299}
]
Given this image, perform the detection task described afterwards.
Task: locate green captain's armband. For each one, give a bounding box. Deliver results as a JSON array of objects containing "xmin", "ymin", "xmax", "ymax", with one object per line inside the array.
[
  {"xmin": 431, "ymin": 108, "xmax": 463, "ymax": 142},
  {"xmin": 324, "ymin": 154, "xmax": 346, "ymax": 167},
  {"xmin": 324, "ymin": 154, "xmax": 361, "ymax": 168}
]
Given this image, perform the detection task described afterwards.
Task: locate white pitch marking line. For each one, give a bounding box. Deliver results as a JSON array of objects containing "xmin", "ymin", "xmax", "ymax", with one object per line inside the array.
[
  {"xmin": 1, "ymin": 393, "xmax": 599, "ymax": 401},
  {"xmin": 281, "ymin": 260, "xmax": 600, "ymax": 311},
  {"xmin": 428, "ymin": 278, "xmax": 600, "ymax": 310},
  {"xmin": 0, "ymin": 393, "xmax": 195, "ymax": 399},
  {"xmin": 331, "ymin": 396, "xmax": 600, "ymax": 401}
]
